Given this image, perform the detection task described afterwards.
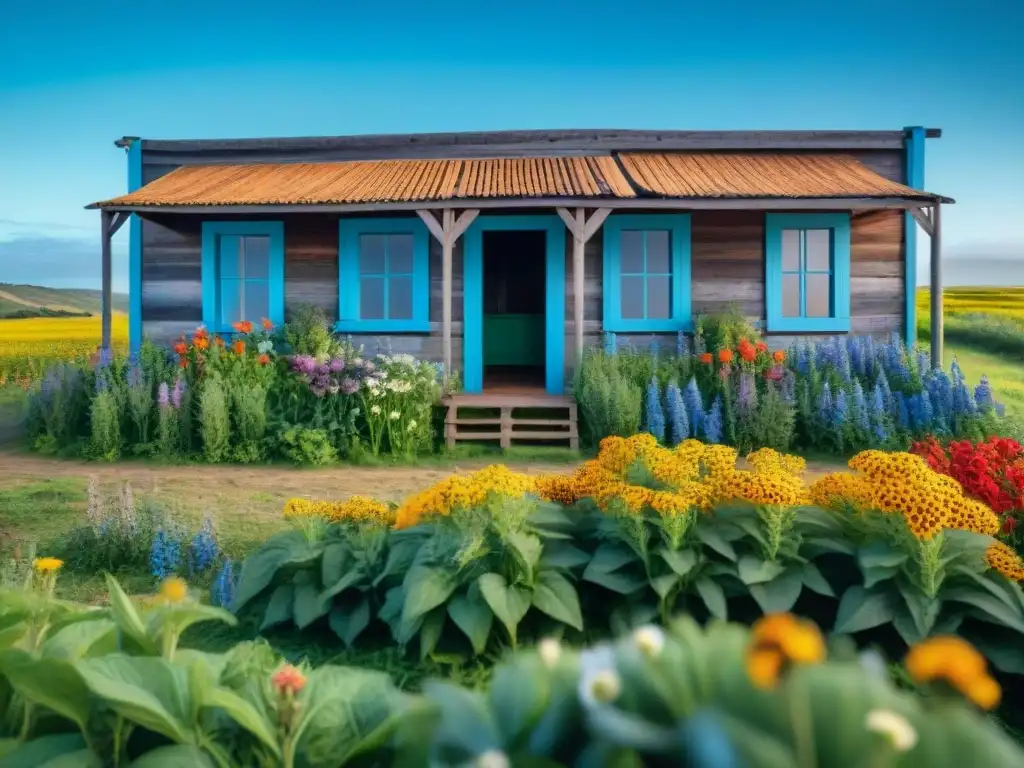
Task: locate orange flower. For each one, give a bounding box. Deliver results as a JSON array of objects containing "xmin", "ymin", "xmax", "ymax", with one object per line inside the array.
[
  {"xmin": 261, "ymin": 317, "xmax": 274, "ymax": 331},
  {"xmin": 773, "ymin": 349, "xmax": 786, "ymax": 364},
  {"xmin": 172, "ymin": 341, "xmax": 187, "ymax": 355},
  {"xmin": 258, "ymin": 353, "xmax": 270, "ymax": 365},
  {"xmin": 718, "ymin": 349, "xmax": 734, "ymax": 364},
  {"xmin": 193, "ymin": 326, "xmax": 209, "ymax": 339},
  {"xmin": 755, "ymin": 341, "xmax": 768, "ymax": 353},
  {"xmin": 232, "ymin": 340, "xmax": 245, "ymax": 355},
  {"xmin": 738, "ymin": 343, "xmax": 757, "ymax": 363},
  {"xmin": 698, "ymin": 352, "xmax": 713, "ymax": 365},
  {"xmin": 193, "ymin": 336, "xmax": 209, "ymax": 351},
  {"xmin": 232, "ymin": 320, "xmax": 253, "ymax": 334},
  {"xmin": 178, "ymin": 357, "xmax": 188, "ymax": 369},
  {"xmin": 214, "ymin": 336, "xmax": 225, "ymax": 347},
  {"xmin": 271, "ymin": 665, "xmax": 307, "ymax": 696}
]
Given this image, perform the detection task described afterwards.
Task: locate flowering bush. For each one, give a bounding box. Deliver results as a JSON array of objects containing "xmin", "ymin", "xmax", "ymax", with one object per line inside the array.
[{"xmin": 911, "ymin": 435, "xmax": 1024, "ymax": 544}]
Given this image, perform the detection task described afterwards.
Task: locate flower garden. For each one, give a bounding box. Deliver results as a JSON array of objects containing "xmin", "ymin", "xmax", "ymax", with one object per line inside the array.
[{"xmin": 4, "ymin": 305, "xmax": 1024, "ymax": 764}]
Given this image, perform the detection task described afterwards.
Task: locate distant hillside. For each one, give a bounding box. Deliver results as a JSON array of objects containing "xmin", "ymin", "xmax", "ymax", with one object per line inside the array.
[{"xmin": 0, "ymin": 283, "xmax": 129, "ymax": 318}]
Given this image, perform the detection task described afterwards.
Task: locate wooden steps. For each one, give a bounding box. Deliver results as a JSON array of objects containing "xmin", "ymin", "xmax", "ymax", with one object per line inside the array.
[{"xmin": 444, "ymin": 393, "xmax": 578, "ymax": 450}]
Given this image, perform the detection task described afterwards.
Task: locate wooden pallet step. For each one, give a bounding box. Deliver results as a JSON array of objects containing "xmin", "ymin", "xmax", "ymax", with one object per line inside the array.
[
  {"xmin": 451, "ymin": 418, "xmax": 574, "ymax": 428},
  {"xmin": 502, "ymin": 431, "xmax": 577, "ymax": 440}
]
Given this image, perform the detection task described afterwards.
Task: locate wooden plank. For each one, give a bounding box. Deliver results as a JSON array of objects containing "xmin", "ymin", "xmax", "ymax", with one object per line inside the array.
[
  {"xmin": 581, "ymin": 208, "xmax": 612, "ymax": 242},
  {"xmin": 931, "ymin": 203, "xmax": 943, "ymax": 367},
  {"xmin": 909, "ymin": 206, "xmax": 934, "ymax": 237},
  {"xmin": 451, "ymin": 209, "xmax": 479, "ymax": 242},
  {"xmin": 572, "ymin": 208, "xmax": 585, "ymax": 361},
  {"xmin": 442, "ymin": 208, "xmax": 454, "ymax": 380},
  {"xmin": 556, "ymin": 207, "xmax": 580, "ymax": 237},
  {"xmin": 416, "ymin": 209, "xmax": 445, "ymax": 243}
]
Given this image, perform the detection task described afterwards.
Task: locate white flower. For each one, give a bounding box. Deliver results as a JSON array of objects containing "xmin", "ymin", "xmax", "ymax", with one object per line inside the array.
[
  {"xmin": 257, "ymin": 340, "xmax": 273, "ymax": 354},
  {"xmin": 632, "ymin": 625, "xmax": 665, "ymax": 658},
  {"xmin": 370, "ymin": 405, "xmax": 382, "ymax": 415},
  {"xmin": 865, "ymin": 709, "xmax": 917, "ymax": 753},
  {"xmin": 578, "ymin": 645, "xmax": 620, "ymax": 705},
  {"xmin": 474, "ymin": 750, "xmax": 510, "ymax": 768},
  {"xmin": 406, "ymin": 420, "xmax": 418, "ymax": 431},
  {"xmin": 389, "ymin": 411, "xmax": 400, "ymax": 421},
  {"xmin": 537, "ymin": 638, "xmax": 562, "ymax": 668}
]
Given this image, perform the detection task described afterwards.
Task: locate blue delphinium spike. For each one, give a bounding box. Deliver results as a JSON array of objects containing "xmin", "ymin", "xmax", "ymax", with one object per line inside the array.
[
  {"xmin": 684, "ymin": 377, "xmax": 703, "ymax": 437},
  {"xmin": 213, "ymin": 560, "xmax": 237, "ymax": 608},
  {"xmin": 833, "ymin": 389, "xmax": 848, "ymax": 427},
  {"xmin": 703, "ymin": 396, "xmax": 723, "ymax": 444},
  {"xmin": 974, "ymin": 375, "xmax": 995, "ymax": 412},
  {"xmin": 645, "ymin": 378, "xmax": 665, "ymax": 443},
  {"xmin": 665, "ymin": 380, "xmax": 689, "ymax": 447},
  {"xmin": 189, "ymin": 516, "xmax": 220, "ymax": 575},
  {"xmin": 852, "ymin": 380, "xmax": 870, "ymax": 434},
  {"xmin": 818, "ymin": 382, "xmax": 834, "ymax": 423}
]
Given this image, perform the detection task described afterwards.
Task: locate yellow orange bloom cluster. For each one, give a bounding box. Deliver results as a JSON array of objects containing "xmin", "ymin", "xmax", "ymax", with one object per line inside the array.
[
  {"xmin": 904, "ymin": 636, "xmax": 1001, "ymax": 709},
  {"xmin": 810, "ymin": 450, "xmax": 1002, "ymax": 541},
  {"xmin": 985, "ymin": 541, "xmax": 1024, "ymax": 582},
  {"xmin": 394, "ymin": 465, "xmax": 536, "ymax": 529},
  {"xmin": 32, "ymin": 556, "xmax": 63, "ymax": 572},
  {"xmin": 284, "ymin": 496, "xmax": 396, "ymax": 526},
  {"xmin": 745, "ymin": 613, "xmax": 826, "ymax": 689}
]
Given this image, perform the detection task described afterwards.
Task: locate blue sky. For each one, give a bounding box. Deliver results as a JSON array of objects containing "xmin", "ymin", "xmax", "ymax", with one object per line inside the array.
[{"xmin": 0, "ymin": 0, "xmax": 1021, "ymax": 291}]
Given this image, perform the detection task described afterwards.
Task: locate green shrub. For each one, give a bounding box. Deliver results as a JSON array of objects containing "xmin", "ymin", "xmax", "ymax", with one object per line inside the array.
[
  {"xmin": 199, "ymin": 376, "xmax": 231, "ymax": 462},
  {"xmin": 279, "ymin": 426, "xmax": 338, "ymax": 466},
  {"xmin": 231, "ymin": 384, "xmax": 268, "ymax": 463},
  {"xmin": 88, "ymin": 388, "xmax": 120, "ymax": 461},
  {"xmin": 576, "ymin": 350, "xmax": 642, "ymax": 445},
  {"xmin": 695, "ymin": 303, "xmax": 761, "ymax": 352}
]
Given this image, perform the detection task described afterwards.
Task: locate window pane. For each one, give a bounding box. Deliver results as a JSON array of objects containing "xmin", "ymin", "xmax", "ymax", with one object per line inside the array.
[
  {"xmin": 388, "ymin": 276, "xmax": 413, "ymax": 319},
  {"xmin": 359, "ymin": 235, "xmax": 387, "ymax": 274},
  {"xmin": 360, "ymin": 277, "xmax": 385, "ymax": 319},
  {"xmin": 220, "ymin": 278, "xmax": 242, "ymax": 325},
  {"xmin": 621, "ymin": 275, "xmax": 645, "ymax": 319},
  {"xmin": 242, "ymin": 236, "xmax": 270, "ymax": 279},
  {"xmin": 781, "ymin": 230, "xmax": 800, "ymax": 271},
  {"xmin": 647, "ymin": 276, "xmax": 671, "ymax": 319},
  {"xmin": 645, "ymin": 231, "xmax": 671, "ymax": 273},
  {"xmin": 620, "ymin": 231, "xmax": 644, "ymax": 273},
  {"xmin": 387, "ymin": 234, "xmax": 415, "ymax": 274},
  {"xmin": 243, "ymin": 280, "xmax": 270, "ymax": 322},
  {"xmin": 805, "ymin": 230, "xmax": 832, "ymax": 272},
  {"xmin": 782, "ymin": 274, "xmax": 801, "ymax": 318},
  {"xmin": 218, "ymin": 236, "xmax": 242, "ymax": 279},
  {"xmin": 805, "ymin": 274, "xmax": 833, "ymax": 317}
]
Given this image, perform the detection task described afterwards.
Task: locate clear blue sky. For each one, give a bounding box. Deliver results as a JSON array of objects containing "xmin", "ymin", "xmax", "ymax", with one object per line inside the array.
[{"xmin": 0, "ymin": 0, "xmax": 1021, "ymax": 291}]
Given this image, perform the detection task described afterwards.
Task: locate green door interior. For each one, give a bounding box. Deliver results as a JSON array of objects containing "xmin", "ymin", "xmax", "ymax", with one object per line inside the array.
[{"xmin": 482, "ymin": 230, "xmax": 546, "ymax": 376}]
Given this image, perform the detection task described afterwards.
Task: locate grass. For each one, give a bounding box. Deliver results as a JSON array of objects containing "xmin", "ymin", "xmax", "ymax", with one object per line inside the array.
[{"xmin": 918, "ymin": 286, "xmax": 1024, "ymax": 361}]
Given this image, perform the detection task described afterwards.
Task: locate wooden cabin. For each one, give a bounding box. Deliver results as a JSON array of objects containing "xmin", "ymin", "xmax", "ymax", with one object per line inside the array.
[{"xmin": 89, "ymin": 128, "xmax": 948, "ymax": 445}]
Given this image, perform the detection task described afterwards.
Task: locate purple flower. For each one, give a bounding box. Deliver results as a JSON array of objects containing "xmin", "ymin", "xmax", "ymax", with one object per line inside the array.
[
  {"xmin": 171, "ymin": 377, "xmax": 185, "ymax": 409},
  {"xmin": 329, "ymin": 358, "xmax": 346, "ymax": 373},
  {"xmin": 781, "ymin": 369, "xmax": 796, "ymax": 404},
  {"xmin": 852, "ymin": 380, "xmax": 870, "ymax": 434},
  {"xmin": 341, "ymin": 377, "xmax": 359, "ymax": 395},
  {"xmin": 645, "ymin": 378, "xmax": 665, "ymax": 443},
  {"xmin": 157, "ymin": 382, "xmax": 170, "ymax": 408},
  {"xmin": 833, "ymin": 389, "xmax": 848, "ymax": 427},
  {"xmin": 290, "ymin": 354, "xmax": 318, "ymax": 376},
  {"xmin": 737, "ymin": 372, "xmax": 757, "ymax": 412}
]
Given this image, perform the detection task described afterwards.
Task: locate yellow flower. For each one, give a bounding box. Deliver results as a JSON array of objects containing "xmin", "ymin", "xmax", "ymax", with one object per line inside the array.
[
  {"xmin": 159, "ymin": 576, "xmax": 188, "ymax": 604},
  {"xmin": 32, "ymin": 557, "xmax": 64, "ymax": 572},
  {"xmin": 904, "ymin": 636, "xmax": 1000, "ymax": 709},
  {"xmin": 984, "ymin": 541, "xmax": 1024, "ymax": 582},
  {"xmin": 746, "ymin": 613, "xmax": 826, "ymax": 689}
]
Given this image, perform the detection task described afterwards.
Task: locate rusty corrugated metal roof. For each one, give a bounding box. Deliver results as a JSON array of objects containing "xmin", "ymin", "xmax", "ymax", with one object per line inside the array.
[
  {"xmin": 92, "ymin": 151, "xmax": 945, "ymax": 208},
  {"xmin": 94, "ymin": 156, "xmax": 636, "ymax": 207},
  {"xmin": 617, "ymin": 153, "xmax": 936, "ymax": 199}
]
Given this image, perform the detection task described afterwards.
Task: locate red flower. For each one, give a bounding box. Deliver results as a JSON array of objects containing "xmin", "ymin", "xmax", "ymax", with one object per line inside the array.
[
  {"xmin": 258, "ymin": 353, "xmax": 270, "ymax": 365},
  {"xmin": 718, "ymin": 349, "xmax": 734, "ymax": 364},
  {"xmin": 261, "ymin": 317, "xmax": 274, "ymax": 331},
  {"xmin": 773, "ymin": 349, "xmax": 786, "ymax": 364},
  {"xmin": 698, "ymin": 352, "xmax": 713, "ymax": 364},
  {"xmin": 756, "ymin": 341, "xmax": 768, "ymax": 353},
  {"xmin": 271, "ymin": 665, "xmax": 307, "ymax": 695},
  {"xmin": 737, "ymin": 338, "xmax": 757, "ymax": 363},
  {"xmin": 232, "ymin": 340, "xmax": 246, "ymax": 355},
  {"xmin": 173, "ymin": 341, "xmax": 187, "ymax": 355},
  {"xmin": 178, "ymin": 357, "xmax": 188, "ymax": 369},
  {"xmin": 232, "ymin": 320, "xmax": 253, "ymax": 334}
]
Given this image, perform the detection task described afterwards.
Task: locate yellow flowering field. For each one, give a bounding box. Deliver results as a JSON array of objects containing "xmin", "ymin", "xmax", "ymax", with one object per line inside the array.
[{"xmin": 0, "ymin": 315, "xmax": 128, "ymax": 385}]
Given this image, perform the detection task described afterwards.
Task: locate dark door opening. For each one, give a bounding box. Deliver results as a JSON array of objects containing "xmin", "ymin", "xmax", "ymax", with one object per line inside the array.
[{"xmin": 483, "ymin": 230, "xmax": 546, "ymax": 390}]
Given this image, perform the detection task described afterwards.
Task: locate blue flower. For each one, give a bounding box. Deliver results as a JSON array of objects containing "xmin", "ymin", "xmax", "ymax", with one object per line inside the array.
[
  {"xmin": 894, "ymin": 391, "xmax": 910, "ymax": 429},
  {"xmin": 665, "ymin": 380, "xmax": 689, "ymax": 447},
  {"xmin": 926, "ymin": 370, "xmax": 953, "ymax": 429},
  {"xmin": 852, "ymin": 380, "xmax": 870, "ymax": 434},
  {"xmin": 836, "ymin": 338, "xmax": 851, "ymax": 382},
  {"xmin": 833, "ymin": 389, "xmax": 848, "ymax": 428},
  {"xmin": 876, "ymin": 368, "xmax": 893, "ymax": 415},
  {"xmin": 683, "ymin": 710, "xmax": 739, "ymax": 768},
  {"xmin": 149, "ymin": 528, "xmax": 182, "ymax": 580},
  {"xmin": 702, "ymin": 396, "xmax": 724, "ymax": 444},
  {"xmin": 683, "ymin": 377, "xmax": 703, "ymax": 437},
  {"xmin": 974, "ymin": 376, "xmax": 995, "ymax": 412},
  {"xmin": 644, "ymin": 378, "xmax": 665, "ymax": 443},
  {"xmin": 817, "ymin": 382, "xmax": 834, "ymax": 424},
  {"xmin": 870, "ymin": 383, "xmax": 890, "ymax": 444},
  {"xmin": 649, "ymin": 338, "xmax": 661, "ymax": 357},
  {"xmin": 212, "ymin": 560, "xmax": 237, "ymax": 608},
  {"xmin": 188, "ymin": 516, "xmax": 220, "ymax": 575},
  {"xmin": 676, "ymin": 331, "xmax": 690, "ymax": 357},
  {"xmin": 847, "ymin": 336, "xmax": 865, "ymax": 378}
]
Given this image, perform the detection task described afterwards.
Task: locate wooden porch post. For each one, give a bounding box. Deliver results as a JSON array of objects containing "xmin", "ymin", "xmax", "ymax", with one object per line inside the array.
[
  {"xmin": 930, "ymin": 203, "xmax": 943, "ymax": 368},
  {"xmin": 100, "ymin": 210, "xmax": 114, "ymax": 352},
  {"xmin": 556, "ymin": 207, "xmax": 612, "ymax": 362},
  {"xmin": 417, "ymin": 208, "xmax": 479, "ymax": 381}
]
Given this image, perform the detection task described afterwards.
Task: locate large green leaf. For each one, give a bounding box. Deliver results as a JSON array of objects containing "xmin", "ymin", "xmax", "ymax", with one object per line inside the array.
[
  {"xmin": 401, "ymin": 566, "xmax": 459, "ymax": 626},
  {"xmin": 478, "ymin": 573, "xmax": 532, "ymax": 645},
  {"xmin": 128, "ymin": 746, "xmax": 217, "ymax": 767},
  {"xmin": 737, "ymin": 556, "xmax": 786, "ymax": 586},
  {"xmin": 941, "ymin": 586, "xmax": 1024, "ymax": 633},
  {"xmin": 41, "ymin": 618, "xmax": 117, "ymax": 660},
  {"xmin": 582, "ymin": 568, "xmax": 647, "ymax": 596},
  {"xmin": 532, "ymin": 570, "xmax": 583, "ymax": 631},
  {"xmin": 318, "ymin": 569, "xmax": 364, "ymax": 602},
  {"xmin": 146, "ymin": 604, "xmax": 237, "ymax": 647},
  {"xmin": 0, "ymin": 651, "xmax": 93, "ymax": 734},
  {"xmin": 695, "ymin": 526, "xmax": 737, "ymax": 561},
  {"xmin": 897, "ymin": 582, "xmax": 941, "ymax": 640},
  {"xmin": 260, "ymin": 585, "xmax": 295, "ymax": 631},
  {"xmin": 419, "ymin": 607, "xmax": 446, "ymax": 660},
  {"xmin": 321, "ymin": 541, "xmax": 351, "ymax": 586},
  {"xmin": 539, "ymin": 542, "xmax": 591, "ymax": 571},
  {"xmin": 290, "ymin": 667, "xmax": 405, "ymax": 768},
  {"xmin": 650, "ymin": 573, "xmax": 681, "ymax": 600},
  {"xmin": 293, "ymin": 583, "xmax": 332, "ymax": 630},
  {"xmin": 505, "ymin": 531, "xmax": 543, "ymax": 576},
  {"xmin": 658, "ymin": 548, "xmax": 698, "ymax": 578},
  {"xmin": 38, "ymin": 749, "xmax": 102, "ymax": 768},
  {"xmin": 104, "ymin": 574, "xmax": 156, "ymax": 654},
  {"xmin": 584, "ymin": 543, "xmax": 638, "ymax": 575},
  {"xmin": 447, "ymin": 591, "xmax": 494, "ymax": 655},
  {"xmin": 0, "ymin": 734, "xmax": 87, "ymax": 768},
  {"xmin": 328, "ymin": 597, "xmax": 371, "ymax": 648},
  {"xmin": 857, "ymin": 543, "xmax": 908, "ymax": 570},
  {"xmin": 75, "ymin": 656, "xmax": 196, "ymax": 744},
  {"xmin": 373, "ymin": 533, "xmax": 423, "ymax": 587},
  {"xmin": 749, "ymin": 566, "xmax": 804, "ymax": 614},
  {"xmin": 800, "ymin": 562, "xmax": 834, "ymax": 597},
  {"xmin": 488, "ymin": 655, "xmax": 553, "ymax": 746},
  {"xmin": 231, "ymin": 531, "xmax": 320, "ymax": 610},
  {"xmin": 421, "ymin": 681, "xmax": 500, "ymax": 758},
  {"xmin": 694, "ymin": 577, "xmax": 727, "ymax": 620},
  {"xmin": 200, "ymin": 685, "xmax": 280, "ymax": 758},
  {"xmin": 833, "ymin": 586, "xmax": 894, "ymax": 634}
]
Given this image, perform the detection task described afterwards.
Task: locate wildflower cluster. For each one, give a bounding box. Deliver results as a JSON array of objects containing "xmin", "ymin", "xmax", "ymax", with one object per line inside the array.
[
  {"xmin": 283, "ymin": 496, "xmax": 396, "ymax": 526},
  {"xmin": 904, "ymin": 635, "xmax": 1001, "ymax": 709},
  {"xmin": 745, "ymin": 612, "xmax": 826, "ymax": 689},
  {"xmin": 394, "ymin": 465, "xmax": 536, "ymax": 529}
]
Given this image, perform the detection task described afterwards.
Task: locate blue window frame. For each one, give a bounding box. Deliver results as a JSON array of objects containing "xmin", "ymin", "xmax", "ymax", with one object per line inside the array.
[
  {"xmin": 337, "ymin": 218, "xmax": 430, "ymax": 333},
  {"xmin": 602, "ymin": 214, "xmax": 692, "ymax": 333},
  {"xmin": 765, "ymin": 213, "xmax": 851, "ymax": 333},
  {"xmin": 201, "ymin": 221, "xmax": 285, "ymax": 333}
]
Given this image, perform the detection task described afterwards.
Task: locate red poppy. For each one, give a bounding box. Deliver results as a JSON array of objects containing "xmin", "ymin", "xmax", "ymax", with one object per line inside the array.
[
  {"xmin": 193, "ymin": 336, "xmax": 209, "ymax": 351},
  {"xmin": 718, "ymin": 349, "xmax": 734, "ymax": 364},
  {"xmin": 173, "ymin": 341, "xmax": 187, "ymax": 355}
]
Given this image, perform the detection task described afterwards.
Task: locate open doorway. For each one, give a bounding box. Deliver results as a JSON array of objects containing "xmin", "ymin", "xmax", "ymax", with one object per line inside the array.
[{"xmin": 482, "ymin": 230, "xmax": 546, "ymax": 391}]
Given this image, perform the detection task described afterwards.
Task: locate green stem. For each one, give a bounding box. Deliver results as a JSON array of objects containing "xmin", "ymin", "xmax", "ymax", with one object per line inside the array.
[
  {"xmin": 162, "ymin": 627, "xmax": 179, "ymax": 661},
  {"xmin": 18, "ymin": 701, "xmax": 33, "ymax": 741},
  {"xmin": 787, "ymin": 671, "xmax": 816, "ymax": 768}
]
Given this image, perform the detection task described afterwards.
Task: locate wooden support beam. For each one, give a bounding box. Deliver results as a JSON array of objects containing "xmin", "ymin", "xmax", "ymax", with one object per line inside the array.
[
  {"xmin": 930, "ymin": 202, "xmax": 943, "ymax": 368},
  {"xmin": 451, "ymin": 209, "xmax": 479, "ymax": 242},
  {"xmin": 909, "ymin": 206, "xmax": 934, "ymax": 237},
  {"xmin": 109, "ymin": 211, "xmax": 131, "ymax": 237},
  {"xmin": 582, "ymin": 208, "xmax": 612, "ymax": 242},
  {"xmin": 416, "ymin": 209, "xmax": 445, "ymax": 243},
  {"xmin": 557, "ymin": 207, "xmax": 612, "ymax": 361},
  {"xmin": 100, "ymin": 210, "xmax": 114, "ymax": 351}
]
